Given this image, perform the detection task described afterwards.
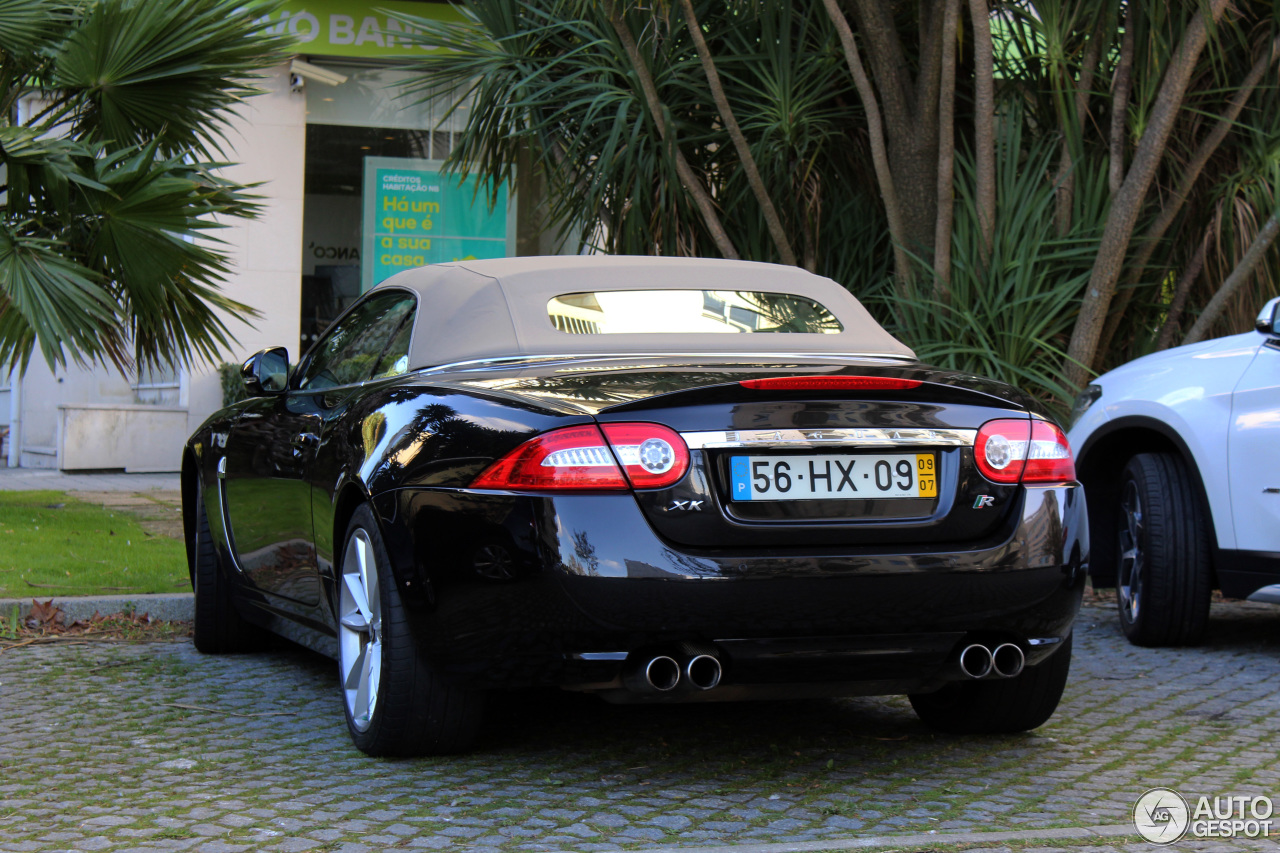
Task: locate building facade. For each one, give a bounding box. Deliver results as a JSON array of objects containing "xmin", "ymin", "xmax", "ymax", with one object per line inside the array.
[{"xmin": 1, "ymin": 0, "xmax": 552, "ymax": 472}]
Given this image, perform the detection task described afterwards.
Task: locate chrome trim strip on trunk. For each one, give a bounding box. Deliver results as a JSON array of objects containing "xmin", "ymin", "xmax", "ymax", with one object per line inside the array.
[
  {"xmin": 420, "ymin": 352, "xmax": 917, "ymax": 374},
  {"xmin": 680, "ymin": 428, "xmax": 977, "ymax": 449}
]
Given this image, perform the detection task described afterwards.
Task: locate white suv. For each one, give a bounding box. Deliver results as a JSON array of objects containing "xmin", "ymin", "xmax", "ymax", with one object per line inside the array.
[{"xmin": 1068, "ymin": 296, "xmax": 1280, "ymax": 645}]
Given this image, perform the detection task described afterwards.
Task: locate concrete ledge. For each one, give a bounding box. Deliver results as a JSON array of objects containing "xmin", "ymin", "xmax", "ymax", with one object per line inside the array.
[
  {"xmin": 58, "ymin": 404, "xmax": 186, "ymax": 472},
  {"xmin": 0, "ymin": 592, "xmax": 193, "ymax": 623}
]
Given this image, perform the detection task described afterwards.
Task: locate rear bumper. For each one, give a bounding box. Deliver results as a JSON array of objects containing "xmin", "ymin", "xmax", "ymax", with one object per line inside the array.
[{"xmin": 373, "ymin": 484, "xmax": 1087, "ymax": 695}]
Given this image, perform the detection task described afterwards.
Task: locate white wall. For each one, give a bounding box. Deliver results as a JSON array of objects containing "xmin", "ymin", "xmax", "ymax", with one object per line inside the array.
[
  {"xmin": 13, "ymin": 356, "xmax": 139, "ymax": 468},
  {"xmin": 187, "ymin": 62, "xmax": 307, "ymax": 434},
  {"xmin": 4, "ymin": 63, "xmax": 306, "ymax": 469}
]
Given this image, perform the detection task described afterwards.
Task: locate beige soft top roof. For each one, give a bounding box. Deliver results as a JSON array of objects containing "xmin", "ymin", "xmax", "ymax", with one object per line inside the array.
[{"xmin": 375, "ymin": 256, "xmax": 915, "ymax": 369}]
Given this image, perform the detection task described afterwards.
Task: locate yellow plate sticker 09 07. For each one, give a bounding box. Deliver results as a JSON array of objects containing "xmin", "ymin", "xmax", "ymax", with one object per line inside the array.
[{"xmin": 916, "ymin": 453, "xmax": 938, "ymax": 498}]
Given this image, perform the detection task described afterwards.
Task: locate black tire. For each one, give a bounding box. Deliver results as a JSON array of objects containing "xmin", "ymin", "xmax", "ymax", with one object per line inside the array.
[
  {"xmin": 1115, "ymin": 452, "xmax": 1212, "ymax": 646},
  {"xmin": 191, "ymin": 483, "xmax": 263, "ymax": 654},
  {"xmin": 337, "ymin": 505, "xmax": 484, "ymax": 756},
  {"xmin": 909, "ymin": 634, "xmax": 1072, "ymax": 734}
]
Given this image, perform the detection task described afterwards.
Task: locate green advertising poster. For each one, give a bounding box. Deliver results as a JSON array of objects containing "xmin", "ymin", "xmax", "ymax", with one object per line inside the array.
[
  {"xmin": 361, "ymin": 157, "xmax": 511, "ymax": 290},
  {"xmin": 255, "ymin": 1, "xmax": 468, "ymax": 59}
]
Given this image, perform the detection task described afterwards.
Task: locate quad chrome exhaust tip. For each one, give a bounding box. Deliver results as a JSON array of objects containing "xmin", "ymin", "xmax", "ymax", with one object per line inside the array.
[
  {"xmin": 625, "ymin": 650, "xmax": 723, "ymax": 693},
  {"xmin": 642, "ymin": 655, "xmax": 681, "ymax": 692},
  {"xmin": 958, "ymin": 642, "xmax": 1025, "ymax": 679},
  {"xmin": 991, "ymin": 643, "xmax": 1025, "ymax": 678},
  {"xmin": 685, "ymin": 654, "xmax": 722, "ymax": 690},
  {"xmin": 958, "ymin": 643, "xmax": 994, "ymax": 679}
]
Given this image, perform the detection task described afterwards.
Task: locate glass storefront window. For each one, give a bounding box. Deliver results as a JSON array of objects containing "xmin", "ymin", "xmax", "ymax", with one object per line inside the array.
[{"xmin": 300, "ymin": 64, "xmax": 464, "ymax": 356}]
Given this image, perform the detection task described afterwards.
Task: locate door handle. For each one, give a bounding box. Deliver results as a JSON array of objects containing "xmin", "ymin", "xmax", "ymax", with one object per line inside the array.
[{"xmin": 290, "ymin": 432, "xmax": 320, "ymax": 450}]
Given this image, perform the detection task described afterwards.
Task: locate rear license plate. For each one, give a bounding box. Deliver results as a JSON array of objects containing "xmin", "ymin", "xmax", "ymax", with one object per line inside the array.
[{"xmin": 729, "ymin": 453, "xmax": 937, "ymax": 501}]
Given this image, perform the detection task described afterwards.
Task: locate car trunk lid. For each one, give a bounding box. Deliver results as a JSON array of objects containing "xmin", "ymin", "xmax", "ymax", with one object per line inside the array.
[{"xmin": 449, "ymin": 359, "xmax": 1034, "ymax": 549}]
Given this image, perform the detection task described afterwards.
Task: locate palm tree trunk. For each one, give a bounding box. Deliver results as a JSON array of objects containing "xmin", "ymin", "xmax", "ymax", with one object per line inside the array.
[
  {"xmin": 932, "ymin": 0, "xmax": 959, "ymax": 297},
  {"xmin": 1064, "ymin": 0, "xmax": 1230, "ymax": 390},
  {"xmin": 605, "ymin": 1, "xmax": 739, "ymax": 260},
  {"xmin": 1184, "ymin": 210, "xmax": 1280, "ymax": 344},
  {"xmin": 967, "ymin": 0, "xmax": 995, "ymax": 268},
  {"xmin": 678, "ymin": 0, "xmax": 797, "ymax": 267},
  {"xmin": 1108, "ymin": 6, "xmax": 1136, "ymax": 195},
  {"xmin": 821, "ymin": 0, "xmax": 910, "ymax": 290}
]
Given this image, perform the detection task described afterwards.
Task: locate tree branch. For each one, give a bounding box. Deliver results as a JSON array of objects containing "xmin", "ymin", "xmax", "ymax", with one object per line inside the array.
[
  {"xmin": 1184, "ymin": 209, "xmax": 1280, "ymax": 344},
  {"xmin": 1064, "ymin": 0, "xmax": 1229, "ymax": 389},
  {"xmin": 1129, "ymin": 33, "xmax": 1280, "ymax": 287},
  {"xmin": 1108, "ymin": 5, "xmax": 1136, "ymax": 195},
  {"xmin": 678, "ymin": 0, "xmax": 796, "ymax": 266},
  {"xmin": 1054, "ymin": 24, "xmax": 1103, "ymax": 238},
  {"xmin": 1097, "ymin": 31, "xmax": 1280, "ymax": 364},
  {"xmin": 605, "ymin": 1, "xmax": 738, "ymax": 259},
  {"xmin": 968, "ymin": 0, "xmax": 995, "ymax": 268},
  {"xmin": 1154, "ymin": 229, "xmax": 1210, "ymax": 350},
  {"xmin": 822, "ymin": 0, "xmax": 909, "ymax": 289},
  {"xmin": 933, "ymin": 0, "xmax": 960, "ymax": 296}
]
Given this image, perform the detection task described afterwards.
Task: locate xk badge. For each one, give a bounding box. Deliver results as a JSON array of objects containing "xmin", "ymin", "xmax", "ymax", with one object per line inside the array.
[{"xmin": 667, "ymin": 499, "xmax": 704, "ymax": 512}]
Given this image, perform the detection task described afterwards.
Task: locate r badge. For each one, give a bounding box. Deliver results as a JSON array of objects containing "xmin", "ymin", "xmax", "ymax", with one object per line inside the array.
[{"xmin": 974, "ymin": 495, "xmax": 996, "ymax": 509}]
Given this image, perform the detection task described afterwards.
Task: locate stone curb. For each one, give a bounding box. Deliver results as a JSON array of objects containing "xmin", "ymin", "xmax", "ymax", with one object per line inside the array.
[
  {"xmin": 632, "ymin": 824, "xmax": 1136, "ymax": 853},
  {"xmin": 0, "ymin": 591, "xmax": 193, "ymax": 623}
]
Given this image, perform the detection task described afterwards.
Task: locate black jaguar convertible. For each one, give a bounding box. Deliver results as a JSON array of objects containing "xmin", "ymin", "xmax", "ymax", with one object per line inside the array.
[{"xmin": 183, "ymin": 256, "xmax": 1086, "ymax": 755}]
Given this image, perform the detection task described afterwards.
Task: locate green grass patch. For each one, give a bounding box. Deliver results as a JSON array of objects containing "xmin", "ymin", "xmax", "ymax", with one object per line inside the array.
[{"xmin": 0, "ymin": 490, "xmax": 188, "ymax": 597}]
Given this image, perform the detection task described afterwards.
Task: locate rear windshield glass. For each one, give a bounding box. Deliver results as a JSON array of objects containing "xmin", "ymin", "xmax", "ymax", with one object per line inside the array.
[{"xmin": 547, "ymin": 290, "xmax": 843, "ymax": 335}]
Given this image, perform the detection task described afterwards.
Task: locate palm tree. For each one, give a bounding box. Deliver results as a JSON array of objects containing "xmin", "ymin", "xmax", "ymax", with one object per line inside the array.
[
  {"xmin": 396, "ymin": 0, "xmax": 1280, "ymax": 414},
  {"xmin": 0, "ymin": 0, "xmax": 288, "ymax": 376}
]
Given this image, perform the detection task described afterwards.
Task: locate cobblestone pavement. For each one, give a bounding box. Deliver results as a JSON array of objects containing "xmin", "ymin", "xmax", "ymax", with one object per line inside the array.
[{"xmin": 2, "ymin": 600, "xmax": 1279, "ymax": 852}]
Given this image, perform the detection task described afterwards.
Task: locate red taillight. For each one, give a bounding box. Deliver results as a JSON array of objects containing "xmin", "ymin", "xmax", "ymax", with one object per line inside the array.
[
  {"xmin": 471, "ymin": 425, "xmax": 628, "ymax": 491},
  {"xmin": 740, "ymin": 376, "xmax": 922, "ymax": 391},
  {"xmin": 1023, "ymin": 420, "xmax": 1077, "ymax": 483},
  {"xmin": 471, "ymin": 422, "xmax": 690, "ymax": 491},
  {"xmin": 974, "ymin": 418, "xmax": 1076, "ymax": 485},
  {"xmin": 599, "ymin": 423, "xmax": 690, "ymax": 489}
]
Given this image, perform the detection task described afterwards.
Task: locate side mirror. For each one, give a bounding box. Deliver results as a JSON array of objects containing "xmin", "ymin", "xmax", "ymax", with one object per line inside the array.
[
  {"xmin": 241, "ymin": 347, "xmax": 290, "ymax": 396},
  {"xmin": 1257, "ymin": 296, "xmax": 1280, "ymax": 336}
]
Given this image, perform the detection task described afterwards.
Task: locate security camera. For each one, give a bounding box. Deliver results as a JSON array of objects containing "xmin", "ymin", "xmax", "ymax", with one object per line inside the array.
[
  {"xmin": 289, "ymin": 73, "xmax": 304, "ymax": 92},
  {"xmin": 289, "ymin": 59, "xmax": 349, "ymax": 87}
]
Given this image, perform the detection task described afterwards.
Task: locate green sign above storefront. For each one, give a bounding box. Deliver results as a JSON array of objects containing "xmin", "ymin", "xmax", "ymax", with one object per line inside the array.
[
  {"xmin": 257, "ymin": 1, "xmax": 466, "ymax": 59},
  {"xmin": 361, "ymin": 157, "xmax": 511, "ymax": 289}
]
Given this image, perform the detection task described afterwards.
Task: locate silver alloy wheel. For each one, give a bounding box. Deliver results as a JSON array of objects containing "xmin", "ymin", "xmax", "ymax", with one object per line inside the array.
[
  {"xmin": 1117, "ymin": 479, "xmax": 1144, "ymax": 624},
  {"xmin": 338, "ymin": 528, "xmax": 382, "ymax": 732}
]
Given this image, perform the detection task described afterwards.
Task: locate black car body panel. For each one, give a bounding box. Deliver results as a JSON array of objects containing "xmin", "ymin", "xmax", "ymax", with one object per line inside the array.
[{"xmin": 188, "ymin": 352, "xmax": 1086, "ymax": 694}]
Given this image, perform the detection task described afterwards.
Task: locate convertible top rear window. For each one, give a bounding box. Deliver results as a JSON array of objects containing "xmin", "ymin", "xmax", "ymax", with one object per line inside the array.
[
  {"xmin": 547, "ymin": 290, "xmax": 843, "ymax": 335},
  {"xmin": 371, "ymin": 257, "xmax": 918, "ymax": 366}
]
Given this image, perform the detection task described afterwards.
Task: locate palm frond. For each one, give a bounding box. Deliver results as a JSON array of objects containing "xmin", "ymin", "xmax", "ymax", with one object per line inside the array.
[
  {"xmin": 879, "ymin": 117, "xmax": 1107, "ymax": 416},
  {"xmin": 50, "ymin": 0, "xmax": 290, "ymax": 157},
  {"xmin": 0, "ymin": 225, "xmax": 124, "ymax": 373},
  {"xmin": 0, "ymin": 0, "xmax": 282, "ymax": 375}
]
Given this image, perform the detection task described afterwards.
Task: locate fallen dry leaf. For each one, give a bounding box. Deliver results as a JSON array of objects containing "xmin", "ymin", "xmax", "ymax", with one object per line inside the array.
[{"xmin": 26, "ymin": 598, "xmax": 63, "ymax": 629}]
